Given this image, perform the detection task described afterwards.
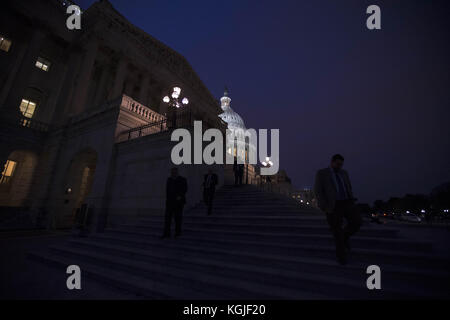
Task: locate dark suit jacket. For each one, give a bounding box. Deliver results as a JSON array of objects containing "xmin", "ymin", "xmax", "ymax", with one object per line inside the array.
[
  {"xmin": 203, "ymin": 173, "xmax": 218, "ymax": 191},
  {"xmin": 313, "ymin": 168, "xmax": 354, "ymax": 213},
  {"xmin": 166, "ymin": 176, "xmax": 188, "ymax": 208}
]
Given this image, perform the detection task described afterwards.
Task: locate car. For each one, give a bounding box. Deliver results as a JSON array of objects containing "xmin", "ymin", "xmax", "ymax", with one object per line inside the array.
[{"xmin": 398, "ymin": 211, "xmax": 422, "ymax": 223}]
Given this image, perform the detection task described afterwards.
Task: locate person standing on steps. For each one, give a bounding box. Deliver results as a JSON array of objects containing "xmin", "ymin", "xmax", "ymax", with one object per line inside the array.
[
  {"xmin": 313, "ymin": 154, "xmax": 361, "ymax": 265},
  {"xmin": 233, "ymin": 158, "xmax": 244, "ymax": 186},
  {"xmin": 203, "ymin": 169, "xmax": 218, "ymax": 216},
  {"xmin": 161, "ymin": 167, "xmax": 188, "ymax": 239},
  {"xmin": 233, "ymin": 158, "xmax": 239, "ymax": 186},
  {"xmin": 238, "ymin": 163, "xmax": 244, "ymax": 185}
]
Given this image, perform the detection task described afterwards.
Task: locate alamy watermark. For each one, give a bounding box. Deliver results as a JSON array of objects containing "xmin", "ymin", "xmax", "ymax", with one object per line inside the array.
[
  {"xmin": 66, "ymin": 265, "xmax": 81, "ymax": 290},
  {"xmin": 366, "ymin": 5, "xmax": 381, "ymax": 30},
  {"xmin": 66, "ymin": 5, "xmax": 81, "ymax": 30},
  {"xmin": 366, "ymin": 265, "xmax": 381, "ymax": 290},
  {"xmin": 170, "ymin": 121, "xmax": 279, "ymax": 176}
]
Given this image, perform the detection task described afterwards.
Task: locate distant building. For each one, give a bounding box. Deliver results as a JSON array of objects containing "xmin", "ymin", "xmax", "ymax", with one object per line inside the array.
[{"xmin": 291, "ymin": 188, "xmax": 317, "ymax": 207}]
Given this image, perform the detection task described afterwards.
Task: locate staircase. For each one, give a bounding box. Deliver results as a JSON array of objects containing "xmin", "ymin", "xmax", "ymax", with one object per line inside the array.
[{"xmin": 30, "ymin": 185, "xmax": 450, "ymax": 299}]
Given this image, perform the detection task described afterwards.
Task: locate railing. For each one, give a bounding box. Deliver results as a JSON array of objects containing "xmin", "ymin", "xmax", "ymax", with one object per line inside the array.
[
  {"xmin": 116, "ymin": 108, "xmax": 193, "ymax": 143},
  {"xmin": 120, "ymin": 95, "xmax": 165, "ymax": 123},
  {"xmin": 18, "ymin": 117, "xmax": 50, "ymax": 132}
]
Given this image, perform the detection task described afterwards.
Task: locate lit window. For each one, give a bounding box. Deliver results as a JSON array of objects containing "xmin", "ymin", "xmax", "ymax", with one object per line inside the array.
[
  {"xmin": 0, "ymin": 36, "xmax": 12, "ymax": 52},
  {"xmin": 0, "ymin": 160, "xmax": 17, "ymax": 184},
  {"xmin": 19, "ymin": 99, "xmax": 37, "ymax": 118},
  {"xmin": 35, "ymin": 57, "xmax": 51, "ymax": 71}
]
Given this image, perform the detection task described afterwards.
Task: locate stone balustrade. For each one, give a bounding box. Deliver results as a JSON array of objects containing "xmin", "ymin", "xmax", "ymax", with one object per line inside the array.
[{"xmin": 120, "ymin": 94, "xmax": 165, "ymax": 123}]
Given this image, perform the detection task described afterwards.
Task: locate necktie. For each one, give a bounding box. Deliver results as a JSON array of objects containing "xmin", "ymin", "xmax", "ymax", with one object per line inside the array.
[{"xmin": 335, "ymin": 172, "xmax": 347, "ymax": 200}]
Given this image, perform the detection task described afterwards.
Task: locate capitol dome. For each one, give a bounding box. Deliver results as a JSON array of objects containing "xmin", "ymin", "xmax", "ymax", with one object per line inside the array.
[
  {"xmin": 218, "ymin": 87, "xmax": 256, "ymax": 162},
  {"xmin": 218, "ymin": 88, "xmax": 246, "ymax": 131}
]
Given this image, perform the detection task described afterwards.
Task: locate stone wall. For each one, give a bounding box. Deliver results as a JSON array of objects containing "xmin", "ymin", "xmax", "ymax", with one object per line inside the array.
[{"xmin": 106, "ymin": 131, "xmax": 224, "ymax": 225}]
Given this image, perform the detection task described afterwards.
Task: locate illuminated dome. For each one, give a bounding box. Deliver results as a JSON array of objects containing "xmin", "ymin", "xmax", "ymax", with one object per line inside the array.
[
  {"xmin": 218, "ymin": 88, "xmax": 246, "ymax": 131},
  {"xmin": 218, "ymin": 87, "xmax": 255, "ymax": 162}
]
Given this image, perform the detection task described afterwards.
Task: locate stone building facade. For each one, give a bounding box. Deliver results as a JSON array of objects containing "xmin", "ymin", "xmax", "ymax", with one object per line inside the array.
[{"xmin": 0, "ymin": 0, "xmax": 225, "ymax": 230}]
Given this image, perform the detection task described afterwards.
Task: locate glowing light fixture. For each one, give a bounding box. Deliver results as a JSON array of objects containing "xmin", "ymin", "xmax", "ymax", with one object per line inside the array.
[{"xmin": 162, "ymin": 86, "xmax": 189, "ymax": 109}]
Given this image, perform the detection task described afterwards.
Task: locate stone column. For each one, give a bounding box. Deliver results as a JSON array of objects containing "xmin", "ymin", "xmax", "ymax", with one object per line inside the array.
[
  {"xmin": 70, "ymin": 38, "xmax": 98, "ymax": 115},
  {"xmin": 3, "ymin": 29, "xmax": 45, "ymax": 120},
  {"xmin": 139, "ymin": 72, "xmax": 150, "ymax": 106},
  {"xmin": 39, "ymin": 59, "xmax": 66, "ymax": 124},
  {"xmin": 108, "ymin": 55, "xmax": 127, "ymax": 100},
  {"xmin": 93, "ymin": 65, "xmax": 110, "ymax": 108},
  {"xmin": 0, "ymin": 42, "xmax": 27, "ymax": 108},
  {"xmin": 51, "ymin": 51, "xmax": 82, "ymax": 123}
]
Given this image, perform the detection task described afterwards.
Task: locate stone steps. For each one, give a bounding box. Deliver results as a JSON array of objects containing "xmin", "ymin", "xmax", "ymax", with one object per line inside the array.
[
  {"xmin": 28, "ymin": 184, "xmax": 450, "ymax": 298},
  {"xmin": 109, "ymin": 222, "xmax": 428, "ymax": 252},
  {"xmin": 29, "ymin": 251, "xmax": 220, "ymax": 299},
  {"xmin": 112, "ymin": 221, "xmax": 400, "ymax": 239},
  {"xmin": 101, "ymin": 229, "xmax": 447, "ymax": 270},
  {"xmin": 138, "ymin": 214, "xmax": 328, "ymax": 224},
  {"xmin": 45, "ymin": 239, "xmax": 444, "ymax": 298},
  {"xmin": 31, "ymin": 247, "xmax": 330, "ymax": 300},
  {"xmin": 188, "ymin": 208, "xmax": 318, "ymax": 215},
  {"xmin": 101, "ymin": 233, "xmax": 448, "ymax": 281},
  {"xmin": 89, "ymin": 232, "xmax": 449, "ymax": 280}
]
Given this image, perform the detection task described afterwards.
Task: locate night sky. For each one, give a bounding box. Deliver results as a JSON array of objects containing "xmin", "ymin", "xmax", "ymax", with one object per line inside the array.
[{"xmin": 77, "ymin": 0, "xmax": 450, "ymax": 204}]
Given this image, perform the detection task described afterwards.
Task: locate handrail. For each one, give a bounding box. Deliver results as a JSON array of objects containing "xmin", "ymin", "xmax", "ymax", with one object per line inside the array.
[
  {"xmin": 116, "ymin": 109, "xmax": 193, "ymax": 143},
  {"xmin": 120, "ymin": 94, "xmax": 165, "ymax": 123},
  {"xmin": 18, "ymin": 117, "xmax": 50, "ymax": 132}
]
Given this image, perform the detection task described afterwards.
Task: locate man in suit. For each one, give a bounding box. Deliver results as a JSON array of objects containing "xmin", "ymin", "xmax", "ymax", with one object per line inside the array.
[
  {"xmin": 314, "ymin": 154, "xmax": 361, "ymax": 265},
  {"xmin": 233, "ymin": 158, "xmax": 239, "ymax": 185},
  {"xmin": 203, "ymin": 169, "xmax": 218, "ymax": 216},
  {"xmin": 233, "ymin": 158, "xmax": 244, "ymax": 186},
  {"xmin": 238, "ymin": 163, "xmax": 244, "ymax": 185},
  {"xmin": 161, "ymin": 167, "xmax": 188, "ymax": 238}
]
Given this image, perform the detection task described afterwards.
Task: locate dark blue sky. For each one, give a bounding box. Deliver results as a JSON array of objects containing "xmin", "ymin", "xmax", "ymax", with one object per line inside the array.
[{"xmin": 78, "ymin": 0, "xmax": 450, "ymax": 203}]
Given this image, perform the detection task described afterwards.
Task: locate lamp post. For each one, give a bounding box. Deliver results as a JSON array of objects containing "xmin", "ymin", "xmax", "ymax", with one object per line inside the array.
[
  {"xmin": 261, "ymin": 157, "xmax": 273, "ymax": 191},
  {"xmin": 163, "ymin": 87, "xmax": 189, "ymax": 128}
]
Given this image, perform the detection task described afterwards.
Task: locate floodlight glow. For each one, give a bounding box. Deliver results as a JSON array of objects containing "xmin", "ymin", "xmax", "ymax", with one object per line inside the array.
[
  {"xmin": 182, "ymin": 97, "xmax": 189, "ymax": 105},
  {"xmin": 163, "ymin": 96, "xmax": 170, "ymax": 103}
]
